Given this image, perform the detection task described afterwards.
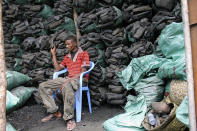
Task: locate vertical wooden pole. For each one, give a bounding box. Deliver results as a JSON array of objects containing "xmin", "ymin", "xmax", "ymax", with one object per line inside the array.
[
  {"xmin": 0, "ymin": 0, "xmax": 6, "ymax": 131},
  {"xmin": 73, "ymin": 7, "xmax": 81, "ymax": 43},
  {"xmin": 187, "ymin": 0, "xmax": 197, "ymax": 127}
]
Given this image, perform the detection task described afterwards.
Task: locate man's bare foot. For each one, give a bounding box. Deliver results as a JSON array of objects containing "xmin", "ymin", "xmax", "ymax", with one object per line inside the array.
[
  {"xmin": 41, "ymin": 111, "xmax": 62, "ymax": 123},
  {"xmin": 66, "ymin": 119, "xmax": 76, "ymax": 131},
  {"xmin": 41, "ymin": 114, "xmax": 54, "ymax": 123}
]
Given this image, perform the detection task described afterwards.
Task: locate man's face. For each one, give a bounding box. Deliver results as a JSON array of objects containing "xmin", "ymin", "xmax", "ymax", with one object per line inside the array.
[{"xmin": 65, "ymin": 39, "xmax": 77, "ymax": 52}]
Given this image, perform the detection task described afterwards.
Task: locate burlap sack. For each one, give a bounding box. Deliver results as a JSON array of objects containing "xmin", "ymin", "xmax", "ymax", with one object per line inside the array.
[
  {"xmin": 164, "ymin": 117, "xmax": 186, "ymax": 131},
  {"xmin": 169, "ymin": 80, "xmax": 187, "ymax": 106}
]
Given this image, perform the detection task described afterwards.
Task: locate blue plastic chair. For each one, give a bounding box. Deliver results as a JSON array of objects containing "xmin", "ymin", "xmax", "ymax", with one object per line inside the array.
[{"xmin": 52, "ymin": 61, "xmax": 95, "ymax": 122}]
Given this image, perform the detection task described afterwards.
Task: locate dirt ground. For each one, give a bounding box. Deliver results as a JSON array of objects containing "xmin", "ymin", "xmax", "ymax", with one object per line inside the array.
[{"xmin": 7, "ymin": 97, "xmax": 124, "ymax": 131}]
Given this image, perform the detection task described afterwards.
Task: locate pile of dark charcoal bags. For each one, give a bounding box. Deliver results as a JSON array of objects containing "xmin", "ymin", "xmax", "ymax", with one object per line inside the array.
[{"xmin": 3, "ymin": 0, "xmax": 181, "ymax": 106}]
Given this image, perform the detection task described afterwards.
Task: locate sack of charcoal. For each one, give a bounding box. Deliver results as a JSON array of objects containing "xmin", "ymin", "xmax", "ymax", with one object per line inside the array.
[{"xmin": 78, "ymin": 6, "xmax": 123, "ymax": 33}]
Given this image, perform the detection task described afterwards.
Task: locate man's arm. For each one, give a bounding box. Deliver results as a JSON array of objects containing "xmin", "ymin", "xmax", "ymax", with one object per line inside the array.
[{"xmin": 51, "ymin": 46, "xmax": 64, "ymax": 71}]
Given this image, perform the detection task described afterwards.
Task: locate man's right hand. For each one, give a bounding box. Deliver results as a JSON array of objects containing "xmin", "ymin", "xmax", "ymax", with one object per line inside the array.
[{"xmin": 51, "ymin": 45, "xmax": 56, "ymax": 55}]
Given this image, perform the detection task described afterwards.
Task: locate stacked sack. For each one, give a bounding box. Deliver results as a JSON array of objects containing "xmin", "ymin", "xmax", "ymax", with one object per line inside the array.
[{"xmin": 6, "ymin": 71, "xmax": 36, "ymax": 113}]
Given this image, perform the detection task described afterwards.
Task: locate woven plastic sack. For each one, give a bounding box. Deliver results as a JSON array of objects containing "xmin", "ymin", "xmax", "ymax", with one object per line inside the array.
[
  {"xmin": 133, "ymin": 74, "xmax": 164, "ymax": 108},
  {"xmin": 11, "ymin": 86, "xmax": 36, "ymax": 110},
  {"xmin": 104, "ymin": 95, "xmax": 146, "ymax": 131},
  {"xmin": 6, "ymin": 71, "xmax": 31, "ymax": 91},
  {"xmin": 54, "ymin": 17, "xmax": 76, "ymax": 34},
  {"xmin": 38, "ymin": 5, "xmax": 54, "ymax": 19},
  {"xmin": 14, "ymin": 58, "xmax": 22, "ymax": 72},
  {"xmin": 6, "ymin": 90, "xmax": 19, "ymax": 113},
  {"xmin": 11, "ymin": 36, "xmax": 21, "ymax": 45},
  {"xmin": 176, "ymin": 96, "xmax": 189, "ymax": 128},
  {"xmin": 118, "ymin": 54, "xmax": 166, "ymax": 90},
  {"xmin": 112, "ymin": 6, "xmax": 123, "ymax": 26},
  {"xmin": 6, "ymin": 122, "xmax": 17, "ymax": 131},
  {"xmin": 157, "ymin": 22, "xmax": 186, "ymax": 80}
]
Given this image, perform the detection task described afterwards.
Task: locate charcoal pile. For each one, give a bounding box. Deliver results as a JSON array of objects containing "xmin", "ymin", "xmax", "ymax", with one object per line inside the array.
[{"xmin": 2, "ymin": 0, "xmax": 182, "ymax": 106}]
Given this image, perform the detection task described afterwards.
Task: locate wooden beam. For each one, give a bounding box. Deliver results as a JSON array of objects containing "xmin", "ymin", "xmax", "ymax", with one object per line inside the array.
[
  {"xmin": 73, "ymin": 7, "xmax": 81, "ymax": 43},
  {"xmin": 188, "ymin": 0, "xmax": 197, "ymax": 127},
  {"xmin": 0, "ymin": 0, "xmax": 7, "ymax": 131}
]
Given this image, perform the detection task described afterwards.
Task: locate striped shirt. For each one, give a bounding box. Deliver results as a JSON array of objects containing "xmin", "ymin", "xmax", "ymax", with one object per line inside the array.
[{"xmin": 60, "ymin": 47, "xmax": 90, "ymax": 78}]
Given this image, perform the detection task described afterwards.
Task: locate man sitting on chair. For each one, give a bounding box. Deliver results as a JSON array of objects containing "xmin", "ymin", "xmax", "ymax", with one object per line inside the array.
[{"xmin": 39, "ymin": 35, "xmax": 90, "ymax": 130}]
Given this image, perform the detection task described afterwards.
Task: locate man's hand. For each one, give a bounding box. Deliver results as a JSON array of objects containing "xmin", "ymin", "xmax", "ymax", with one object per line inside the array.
[
  {"xmin": 61, "ymin": 74, "xmax": 80, "ymax": 91},
  {"xmin": 51, "ymin": 45, "xmax": 56, "ymax": 56}
]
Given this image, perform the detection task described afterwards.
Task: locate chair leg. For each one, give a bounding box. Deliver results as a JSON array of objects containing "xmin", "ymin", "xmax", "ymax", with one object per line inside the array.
[
  {"xmin": 87, "ymin": 90, "xmax": 92, "ymax": 114},
  {"xmin": 53, "ymin": 92, "xmax": 55, "ymax": 100},
  {"xmin": 75, "ymin": 92, "xmax": 82, "ymax": 122}
]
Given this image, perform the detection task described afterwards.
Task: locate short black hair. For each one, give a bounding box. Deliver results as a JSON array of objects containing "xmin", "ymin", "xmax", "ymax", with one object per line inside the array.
[{"xmin": 65, "ymin": 35, "xmax": 77, "ymax": 42}]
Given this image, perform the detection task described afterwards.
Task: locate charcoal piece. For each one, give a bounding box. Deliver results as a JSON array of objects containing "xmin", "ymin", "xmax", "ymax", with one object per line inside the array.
[
  {"xmin": 90, "ymin": 75, "xmax": 100, "ymax": 81},
  {"xmin": 133, "ymin": 11, "xmax": 152, "ymax": 21},
  {"xmin": 112, "ymin": 46, "xmax": 123, "ymax": 53},
  {"xmin": 109, "ymin": 78, "xmax": 121, "ymax": 86},
  {"xmin": 133, "ymin": 5, "xmax": 152, "ymax": 14},
  {"xmin": 108, "ymin": 85, "xmax": 124, "ymax": 94},
  {"xmin": 88, "ymin": 79, "xmax": 97, "ymax": 86},
  {"xmin": 22, "ymin": 54, "xmax": 36, "ymax": 65},
  {"xmin": 56, "ymin": 30, "xmax": 74, "ymax": 42},
  {"xmin": 90, "ymin": 90, "xmax": 102, "ymax": 101},
  {"xmin": 106, "ymin": 72, "xmax": 113, "ymax": 78},
  {"xmin": 5, "ymin": 49, "xmax": 19, "ymax": 57},
  {"xmin": 80, "ymin": 41, "xmax": 93, "ymax": 51},
  {"xmin": 111, "ymin": 52, "xmax": 127, "ymax": 59},
  {"xmin": 87, "ymin": 32, "xmax": 100, "ymax": 43},
  {"xmin": 155, "ymin": 0, "xmax": 176, "ymax": 11},
  {"xmin": 86, "ymin": 47, "xmax": 98, "ymax": 58},
  {"xmin": 134, "ymin": 26, "xmax": 146, "ymax": 39},
  {"xmin": 4, "ymin": 44, "xmax": 20, "ymax": 49},
  {"xmin": 21, "ymin": 37, "xmax": 36, "ymax": 51},
  {"xmin": 56, "ymin": 49, "xmax": 66, "ymax": 57},
  {"xmin": 127, "ymin": 43, "xmax": 143, "ymax": 55},
  {"xmin": 90, "ymin": 57, "xmax": 98, "ymax": 62},
  {"xmin": 35, "ymin": 60, "xmax": 45, "ymax": 67},
  {"xmin": 91, "ymin": 99, "xmax": 102, "ymax": 106},
  {"xmin": 106, "ymin": 93, "xmax": 125, "ymax": 100},
  {"xmin": 4, "ymin": 4, "xmax": 18, "ymax": 18},
  {"xmin": 105, "ymin": 47, "xmax": 113, "ymax": 58},
  {"xmin": 90, "ymin": 71, "xmax": 102, "ymax": 78},
  {"xmin": 35, "ymin": 35, "xmax": 49, "ymax": 50},
  {"xmin": 107, "ymin": 57, "xmax": 119, "ymax": 65},
  {"xmin": 107, "ymin": 99, "xmax": 126, "ymax": 105},
  {"xmin": 92, "ymin": 67, "xmax": 102, "ymax": 73},
  {"xmin": 53, "ymin": 0, "xmax": 73, "ymax": 17},
  {"xmin": 89, "ymin": 85, "xmax": 99, "ymax": 93},
  {"xmin": 48, "ymin": 19, "xmax": 63, "ymax": 29}
]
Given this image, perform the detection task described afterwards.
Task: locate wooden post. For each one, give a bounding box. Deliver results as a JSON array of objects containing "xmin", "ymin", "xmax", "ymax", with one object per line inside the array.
[
  {"xmin": 187, "ymin": 0, "xmax": 197, "ymax": 127},
  {"xmin": 0, "ymin": 1, "xmax": 7, "ymax": 131},
  {"xmin": 181, "ymin": 0, "xmax": 197, "ymax": 129},
  {"xmin": 73, "ymin": 7, "xmax": 81, "ymax": 43}
]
